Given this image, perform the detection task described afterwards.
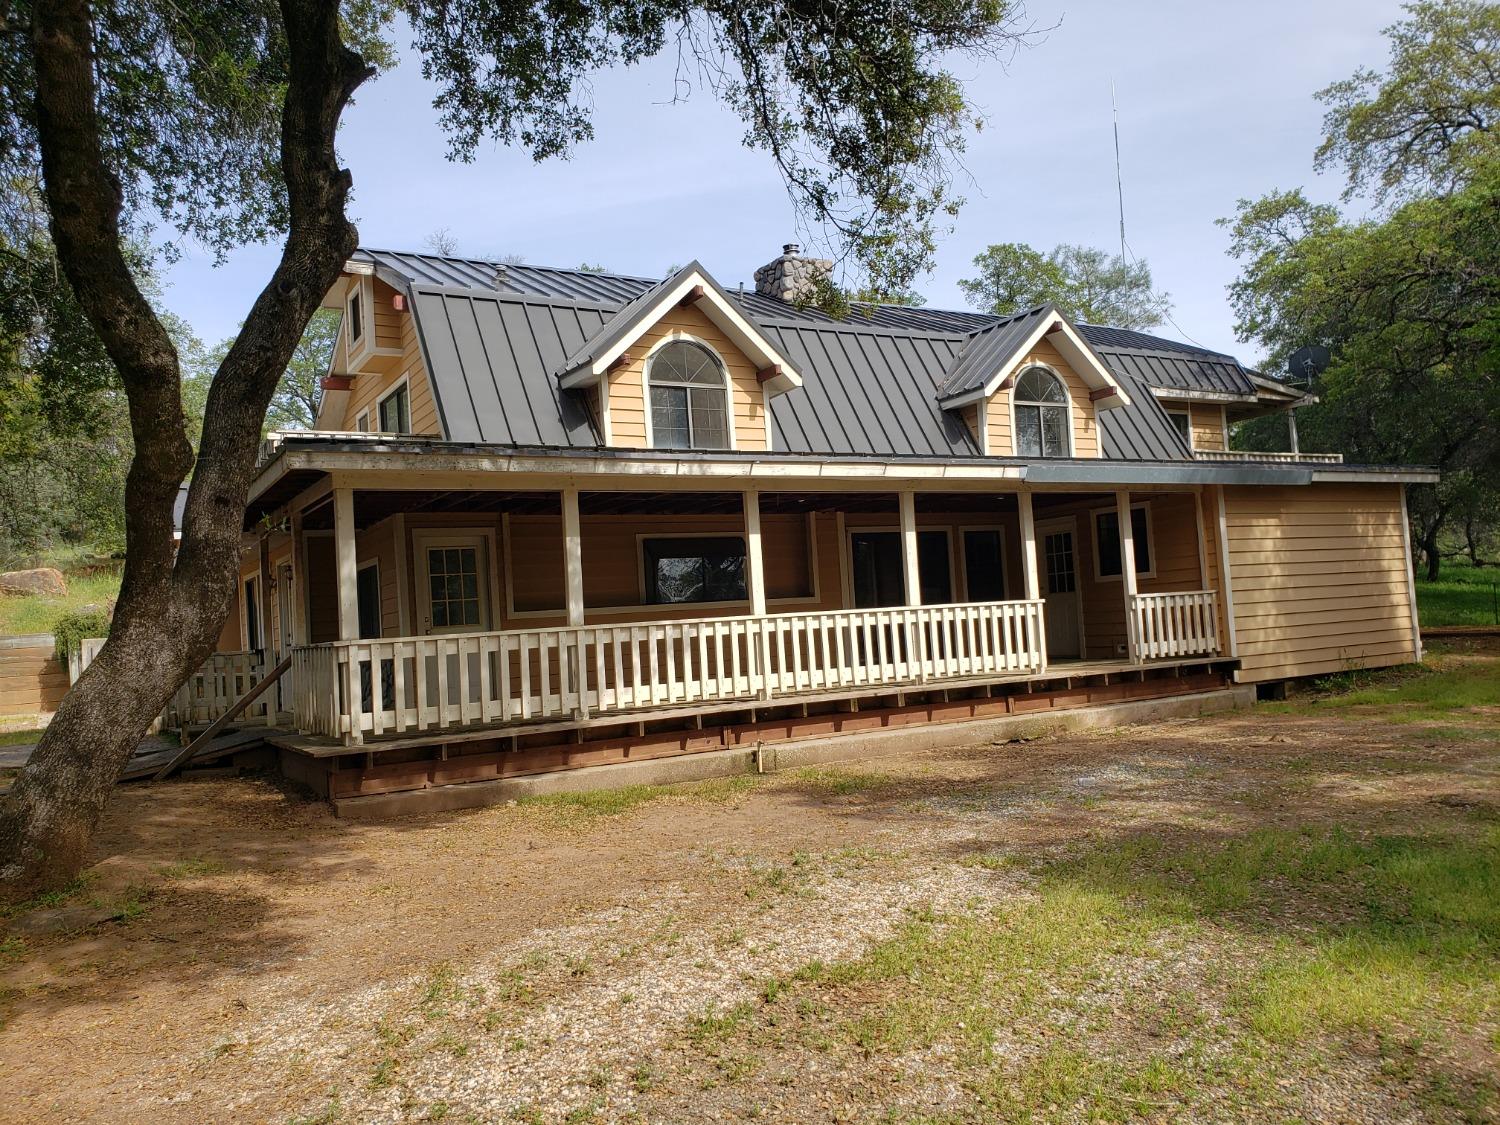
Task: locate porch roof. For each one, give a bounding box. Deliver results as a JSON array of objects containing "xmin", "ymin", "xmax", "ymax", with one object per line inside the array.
[{"xmin": 244, "ymin": 433, "xmax": 1439, "ymax": 524}]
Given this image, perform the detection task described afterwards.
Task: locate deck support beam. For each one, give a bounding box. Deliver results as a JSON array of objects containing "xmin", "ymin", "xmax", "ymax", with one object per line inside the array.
[
  {"xmin": 898, "ymin": 489, "xmax": 921, "ymax": 605},
  {"xmin": 1116, "ymin": 490, "xmax": 1140, "ymax": 664},
  {"xmin": 334, "ymin": 487, "xmax": 359, "ymax": 642}
]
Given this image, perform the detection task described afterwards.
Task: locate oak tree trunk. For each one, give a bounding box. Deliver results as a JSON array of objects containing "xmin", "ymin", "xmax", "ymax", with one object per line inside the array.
[{"xmin": 0, "ymin": 0, "xmax": 371, "ymax": 900}]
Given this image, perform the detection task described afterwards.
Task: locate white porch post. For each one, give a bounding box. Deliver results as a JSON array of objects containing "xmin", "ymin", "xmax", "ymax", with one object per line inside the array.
[
  {"xmin": 1018, "ymin": 491, "xmax": 1045, "ymax": 672},
  {"xmin": 1017, "ymin": 491, "xmax": 1040, "ymax": 601},
  {"xmin": 289, "ymin": 507, "xmax": 308, "ymax": 646},
  {"xmin": 561, "ymin": 485, "xmax": 585, "ymax": 627},
  {"xmin": 1116, "ymin": 490, "xmax": 1139, "ymax": 663},
  {"xmin": 898, "ymin": 489, "xmax": 921, "ymax": 605},
  {"xmin": 334, "ymin": 487, "xmax": 359, "ymax": 642},
  {"xmin": 743, "ymin": 490, "xmax": 767, "ymax": 615},
  {"xmin": 744, "ymin": 489, "xmax": 773, "ymax": 701}
]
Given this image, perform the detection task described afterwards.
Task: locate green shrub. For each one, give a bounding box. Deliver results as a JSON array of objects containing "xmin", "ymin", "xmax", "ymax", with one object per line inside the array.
[{"xmin": 52, "ymin": 608, "xmax": 111, "ymax": 662}]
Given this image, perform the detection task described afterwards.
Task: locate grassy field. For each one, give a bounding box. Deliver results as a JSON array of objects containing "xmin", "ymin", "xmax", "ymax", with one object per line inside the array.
[
  {"xmin": 0, "ymin": 549, "xmax": 121, "ymax": 636},
  {"xmin": 1417, "ymin": 556, "xmax": 1500, "ymax": 628}
]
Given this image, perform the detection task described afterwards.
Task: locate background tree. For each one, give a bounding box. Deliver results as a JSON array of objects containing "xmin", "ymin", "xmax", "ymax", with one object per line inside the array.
[
  {"xmin": 208, "ymin": 309, "xmax": 339, "ymax": 434},
  {"xmin": 0, "ymin": 0, "xmax": 1033, "ymax": 896},
  {"xmin": 958, "ymin": 241, "xmax": 1171, "ymax": 328},
  {"xmin": 1224, "ymin": 1, "xmax": 1500, "ymax": 579}
]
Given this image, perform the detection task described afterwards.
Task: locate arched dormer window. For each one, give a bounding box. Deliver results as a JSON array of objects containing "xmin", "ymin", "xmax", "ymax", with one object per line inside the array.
[
  {"xmin": 648, "ymin": 339, "xmax": 730, "ymax": 450},
  {"xmin": 1013, "ymin": 366, "xmax": 1070, "ymax": 458}
]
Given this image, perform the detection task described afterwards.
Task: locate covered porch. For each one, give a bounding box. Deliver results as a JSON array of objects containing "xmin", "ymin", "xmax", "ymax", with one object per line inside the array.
[{"xmin": 240, "ymin": 480, "xmax": 1229, "ymax": 748}]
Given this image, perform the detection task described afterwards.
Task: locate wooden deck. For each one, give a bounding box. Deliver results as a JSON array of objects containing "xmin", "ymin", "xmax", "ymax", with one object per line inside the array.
[{"xmin": 267, "ymin": 655, "xmax": 1237, "ymax": 760}]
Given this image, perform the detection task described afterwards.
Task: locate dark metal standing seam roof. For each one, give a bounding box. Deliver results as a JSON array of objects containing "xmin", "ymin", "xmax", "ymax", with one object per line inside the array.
[
  {"xmin": 936, "ymin": 305, "xmax": 1053, "ymax": 399},
  {"xmin": 411, "ymin": 286, "xmax": 611, "ymax": 446},
  {"xmin": 760, "ymin": 321, "xmax": 976, "ymax": 456},
  {"xmin": 371, "ymin": 248, "xmax": 1272, "ymax": 462}
]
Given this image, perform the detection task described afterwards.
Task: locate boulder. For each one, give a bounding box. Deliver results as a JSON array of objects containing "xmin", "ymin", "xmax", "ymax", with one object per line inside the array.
[{"xmin": 0, "ymin": 567, "xmax": 67, "ymax": 598}]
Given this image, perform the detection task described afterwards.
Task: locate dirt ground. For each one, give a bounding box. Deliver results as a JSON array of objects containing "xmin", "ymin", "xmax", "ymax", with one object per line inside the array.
[{"xmin": 2, "ymin": 648, "xmax": 1497, "ymax": 1124}]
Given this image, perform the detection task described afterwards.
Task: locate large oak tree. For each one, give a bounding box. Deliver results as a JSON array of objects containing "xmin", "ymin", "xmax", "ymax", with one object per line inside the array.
[{"xmin": 0, "ymin": 0, "xmax": 1030, "ymax": 895}]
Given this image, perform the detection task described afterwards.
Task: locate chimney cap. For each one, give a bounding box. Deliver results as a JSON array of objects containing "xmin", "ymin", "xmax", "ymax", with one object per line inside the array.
[{"xmin": 782, "ymin": 242, "xmax": 800, "ymax": 256}]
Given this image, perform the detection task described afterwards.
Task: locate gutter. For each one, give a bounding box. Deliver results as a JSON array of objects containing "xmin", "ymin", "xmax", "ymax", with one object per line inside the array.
[{"xmin": 246, "ymin": 434, "xmax": 1438, "ymax": 505}]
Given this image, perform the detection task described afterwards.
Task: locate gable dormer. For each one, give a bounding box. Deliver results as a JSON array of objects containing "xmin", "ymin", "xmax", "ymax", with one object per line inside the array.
[
  {"xmin": 556, "ymin": 263, "xmax": 802, "ymax": 452},
  {"xmin": 937, "ymin": 306, "xmax": 1129, "ymax": 460}
]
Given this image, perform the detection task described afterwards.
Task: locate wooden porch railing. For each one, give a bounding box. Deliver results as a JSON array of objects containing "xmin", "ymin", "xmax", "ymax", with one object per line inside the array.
[
  {"xmin": 1192, "ymin": 450, "xmax": 1343, "ymax": 464},
  {"xmin": 163, "ymin": 650, "xmax": 274, "ymax": 728},
  {"xmin": 1130, "ymin": 591, "xmax": 1221, "ymax": 660},
  {"xmin": 292, "ymin": 599, "xmax": 1047, "ymax": 744}
]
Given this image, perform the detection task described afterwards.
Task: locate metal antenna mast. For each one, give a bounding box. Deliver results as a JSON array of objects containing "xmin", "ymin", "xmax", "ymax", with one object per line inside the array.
[{"xmin": 1112, "ymin": 80, "xmax": 1126, "ymax": 259}]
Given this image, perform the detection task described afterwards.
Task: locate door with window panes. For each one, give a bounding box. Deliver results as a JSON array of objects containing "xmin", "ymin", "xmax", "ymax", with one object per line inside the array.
[{"xmin": 418, "ymin": 538, "xmax": 490, "ymax": 634}]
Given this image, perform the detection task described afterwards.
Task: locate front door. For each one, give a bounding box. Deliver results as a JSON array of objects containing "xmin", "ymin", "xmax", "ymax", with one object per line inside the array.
[
  {"xmin": 417, "ymin": 538, "xmax": 490, "ymax": 634},
  {"xmin": 1038, "ymin": 519, "xmax": 1082, "ymax": 659}
]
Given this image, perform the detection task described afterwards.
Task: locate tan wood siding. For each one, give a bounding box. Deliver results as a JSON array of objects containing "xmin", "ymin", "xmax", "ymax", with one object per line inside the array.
[
  {"xmin": 1189, "ymin": 404, "xmax": 1227, "ymax": 451},
  {"xmin": 1224, "ymin": 483, "xmax": 1419, "ymax": 682},
  {"xmin": 605, "ymin": 304, "xmax": 770, "ymax": 451},
  {"xmin": 984, "ymin": 340, "xmax": 1100, "ymax": 459},
  {"xmin": 338, "ymin": 283, "xmax": 441, "ymax": 436},
  {"xmin": 1036, "ymin": 491, "xmax": 1208, "ymax": 659}
]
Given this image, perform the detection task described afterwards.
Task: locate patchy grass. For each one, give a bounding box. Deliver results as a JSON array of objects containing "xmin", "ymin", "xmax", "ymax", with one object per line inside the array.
[
  {"xmin": 694, "ymin": 810, "xmax": 1500, "ymax": 1121},
  {"xmin": 1261, "ymin": 650, "xmax": 1500, "ymax": 724},
  {"xmin": 516, "ymin": 773, "xmax": 764, "ymax": 823},
  {"xmin": 0, "ymin": 552, "xmax": 122, "ymax": 636},
  {"xmin": 0, "ymin": 728, "xmax": 42, "ymax": 747},
  {"xmin": 784, "ymin": 766, "xmax": 905, "ymax": 798},
  {"xmin": 1418, "ymin": 557, "xmax": 1500, "ymax": 628}
]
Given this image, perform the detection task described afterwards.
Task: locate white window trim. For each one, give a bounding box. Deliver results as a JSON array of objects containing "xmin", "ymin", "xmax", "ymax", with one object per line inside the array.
[
  {"xmin": 242, "ymin": 574, "xmax": 263, "ymax": 650},
  {"xmin": 411, "ymin": 527, "xmax": 500, "ymax": 634},
  {"xmin": 375, "ymin": 373, "xmax": 412, "ymax": 435},
  {"xmin": 1090, "ymin": 501, "xmax": 1157, "ymax": 582},
  {"xmin": 345, "ymin": 274, "xmax": 374, "ymax": 369},
  {"xmin": 1007, "ymin": 363, "xmax": 1075, "ymax": 459},
  {"xmin": 1035, "ymin": 515, "xmax": 1087, "ymax": 658},
  {"xmin": 498, "ymin": 514, "xmax": 819, "ymax": 622},
  {"xmin": 641, "ymin": 333, "xmax": 738, "ymax": 452},
  {"xmin": 958, "ymin": 524, "xmax": 1008, "ymax": 602},
  {"xmin": 355, "ymin": 557, "xmax": 382, "ymax": 639},
  {"xmin": 635, "ymin": 530, "xmax": 750, "ymax": 608},
  {"xmin": 355, "ymin": 410, "xmax": 371, "ymax": 433},
  {"xmin": 843, "ymin": 523, "xmax": 958, "ymax": 607}
]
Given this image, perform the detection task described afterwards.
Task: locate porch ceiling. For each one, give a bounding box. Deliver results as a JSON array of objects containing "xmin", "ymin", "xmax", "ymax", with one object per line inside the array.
[{"xmin": 303, "ymin": 487, "xmax": 1031, "ymax": 530}]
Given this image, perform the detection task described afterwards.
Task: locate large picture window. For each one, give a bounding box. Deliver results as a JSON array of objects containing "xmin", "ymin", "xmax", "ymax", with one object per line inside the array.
[
  {"xmin": 648, "ymin": 340, "xmax": 730, "ymax": 450},
  {"xmin": 1093, "ymin": 505, "xmax": 1154, "ymax": 580},
  {"xmin": 1013, "ymin": 366, "xmax": 1070, "ymax": 458},
  {"xmin": 642, "ymin": 536, "xmax": 746, "ymax": 604}
]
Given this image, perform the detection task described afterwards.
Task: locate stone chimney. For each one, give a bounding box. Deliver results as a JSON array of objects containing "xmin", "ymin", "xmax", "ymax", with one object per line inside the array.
[{"xmin": 754, "ymin": 243, "xmax": 833, "ymax": 304}]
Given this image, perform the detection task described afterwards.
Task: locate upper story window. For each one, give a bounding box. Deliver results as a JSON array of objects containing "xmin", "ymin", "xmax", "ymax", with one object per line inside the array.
[
  {"xmin": 347, "ymin": 288, "xmax": 364, "ymax": 345},
  {"xmin": 377, "ymin": 381, "xmax": 410, "ymax": 434},
  {"xmin": 1013, "ymin": 366, "xmax": 1070, "ymax": 458},
  {"xmin": 1167, "ymin": 409, "xmax": 1192, "ymax": 447},
  {"xmin": 648, "ymin": 340, "xmax": 730, "ymax": 450}
]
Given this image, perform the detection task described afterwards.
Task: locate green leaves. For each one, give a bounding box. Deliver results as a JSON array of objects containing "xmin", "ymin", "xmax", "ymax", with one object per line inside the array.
[
  {"xmin": 1315, "ymin": 0, "xmax": 1500, "ymax": 204},
  {"xmin": 958, "ymin": 241, "xmax": 1171, "ymax": 329},
  {"xmin": 405, "ymin": 0, "xmax": 1026, "ymax": 295}
]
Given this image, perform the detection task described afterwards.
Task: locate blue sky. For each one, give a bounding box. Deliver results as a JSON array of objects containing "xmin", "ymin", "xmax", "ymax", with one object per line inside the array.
[{"xmin": 161, "ymin": 0, "xmax": 1404, "ymax": 361}]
